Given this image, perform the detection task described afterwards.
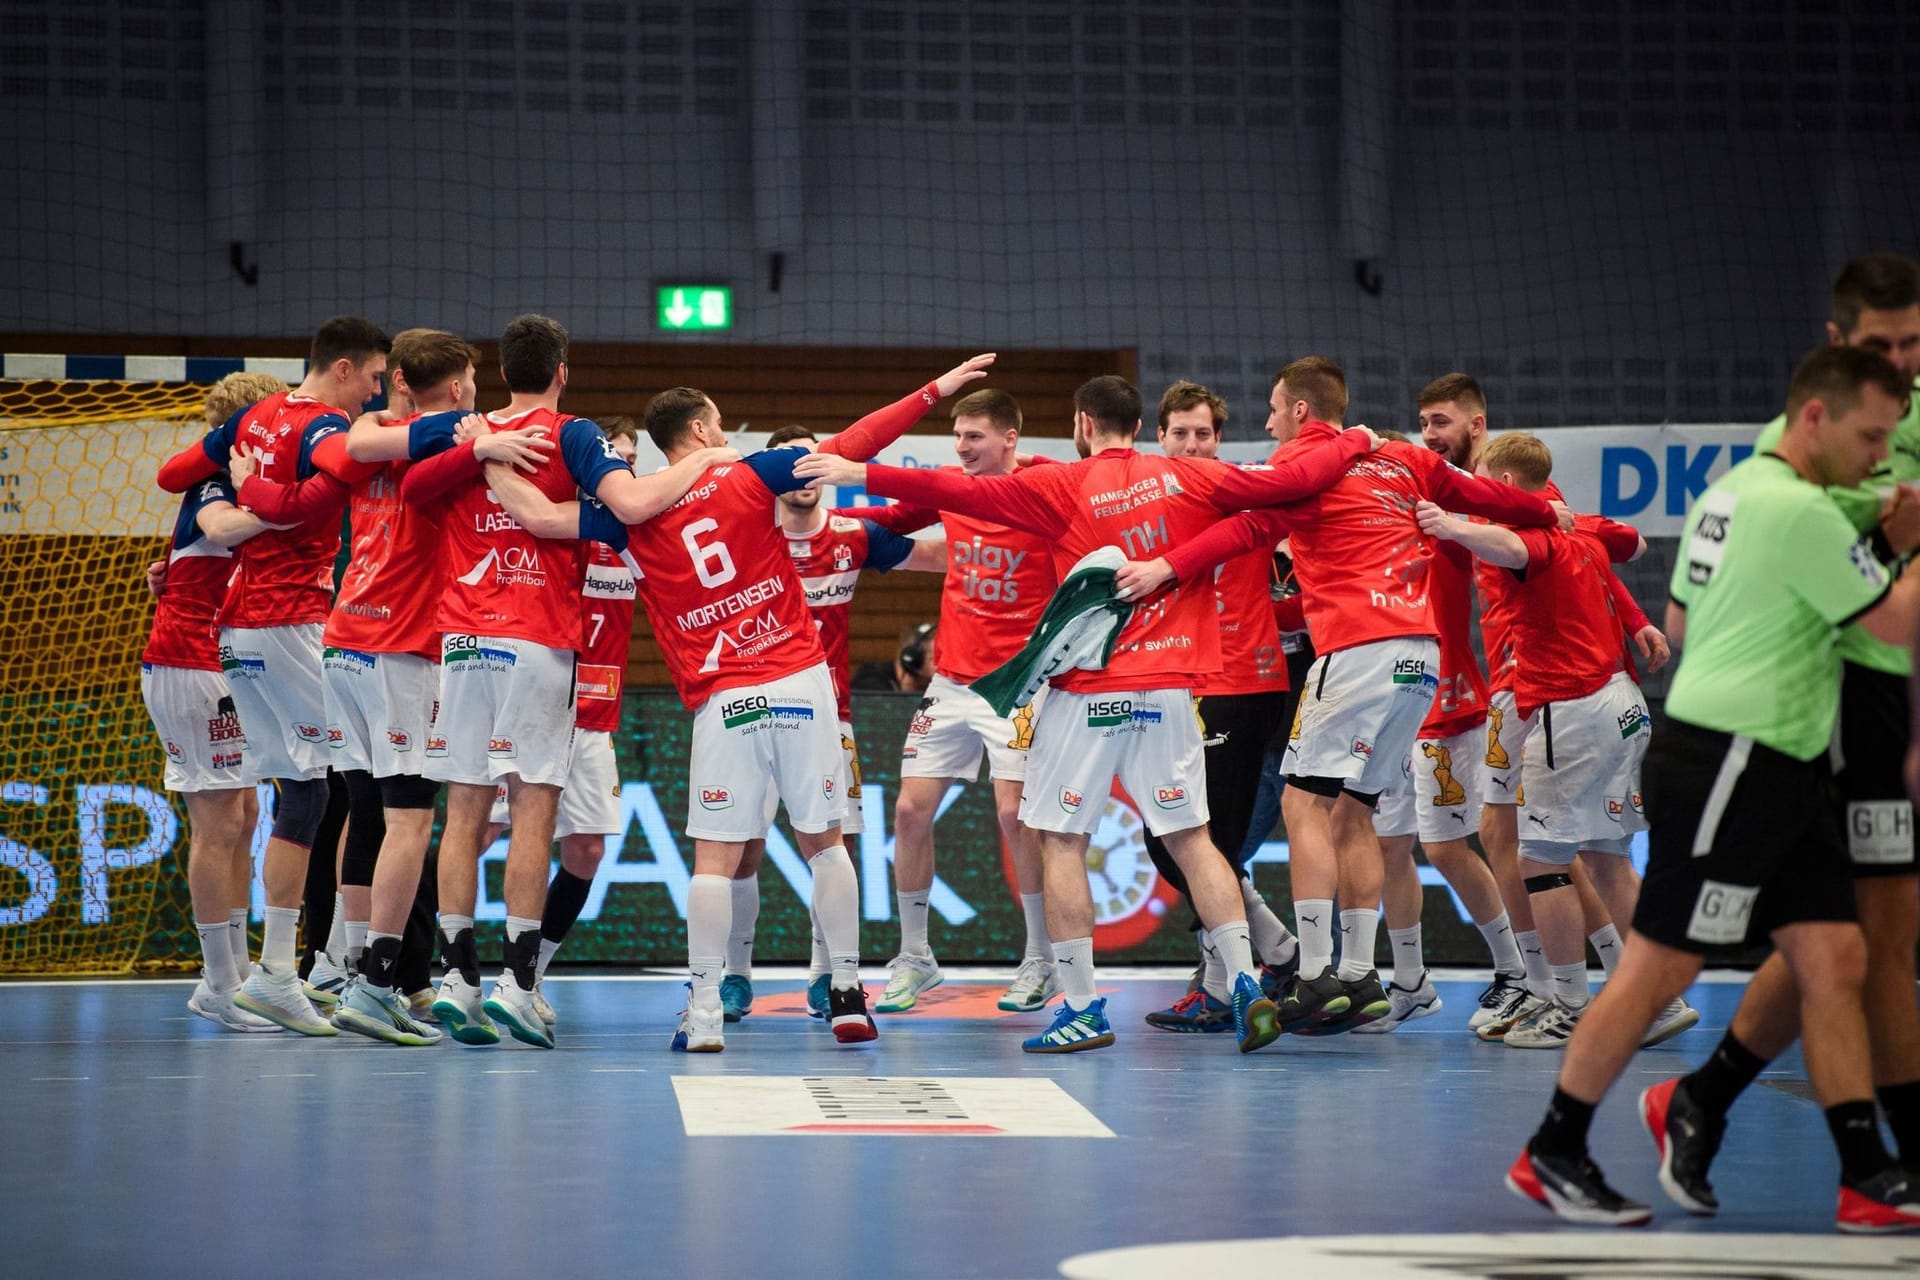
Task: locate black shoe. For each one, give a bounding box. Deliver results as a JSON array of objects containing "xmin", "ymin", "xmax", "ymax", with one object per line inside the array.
[
  {"xmin": 1276, "ymin": 966, "xmax": 1351, "ymax": 1034},
  {"xmin": 1258, "ymin": 951, "xmax": 1300, "ymax": 1001},
  {"xmin": 1507, "ymin": 1145, "xmax": 1653, "ymax": 1226},
  {"xmin": 1640, "ymin": 1078, "xmax": 1723, "ymax": 1215},
  {"xmin": 1292, "ymin": 970, "xmax": 1392, "ymax": 1037},
  {"xmin": 827, "ymin": 982, "xmax": 878, "ymax": 1044}
]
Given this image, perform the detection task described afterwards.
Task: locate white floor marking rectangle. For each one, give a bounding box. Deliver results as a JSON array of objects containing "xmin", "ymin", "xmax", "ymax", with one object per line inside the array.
[{"xmin": 672, "ymin": 1076, "xmax": 1113, "ymax": 1137}]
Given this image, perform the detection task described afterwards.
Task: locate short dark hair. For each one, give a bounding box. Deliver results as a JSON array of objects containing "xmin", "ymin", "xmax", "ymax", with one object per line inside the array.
[
  {"xmin": 390, "ymin": 328, "xmax": 481, "ymax": 394},
  {"xmin": 500, "ymin": 313, "xmax": 569, "ymax": 393},
  {"xmin": 765, "ymin": 423, "xmax": 816, "ymax": 448},
  {"xmin": 1074, "ymin": 375, "xmax": 1142, "ymax": 435},
  {"xmin": 1832, "ymin": 253, "xmax": 1920, "ymax": 336},
  {"xmin": 1785, "ymin": 345, "xmax": 1908, "ymax": 422},
  {"xmin": 1417, "ymin": 371, "xmax": 1486, "ymax": 415},
  {"xmin": 1274, "ymin": 356, "xmax": 1348, "ymax": 423},
  {"xmin": 644, "ymin": 386, "xmax": 713, "ymax": 452},
  {"xmin": 1157, "ymin": 379, "xmax": 1227, "ymax": 430},
  {"xmin": 310, "ymin": 315, "xmax": 390, "ymax": 371},
  {"xmin": 600, "ymin": 414, "xmax": 639, "ymax": 445},
  {"xmin": 949, "ymin": 388, "xmax": 1022, "ymax": 434}
]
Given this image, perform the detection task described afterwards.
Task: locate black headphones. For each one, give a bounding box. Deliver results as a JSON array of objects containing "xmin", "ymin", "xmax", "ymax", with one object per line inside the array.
[{"xmin": 898, "ymin": 621, "xmax": 935, "ymax": 676}]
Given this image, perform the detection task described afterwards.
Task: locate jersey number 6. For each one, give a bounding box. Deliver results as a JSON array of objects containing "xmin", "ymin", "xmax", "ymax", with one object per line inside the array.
[{"xmin": 682, "ymin": 517, "xmax": 738, "ymax": 589}]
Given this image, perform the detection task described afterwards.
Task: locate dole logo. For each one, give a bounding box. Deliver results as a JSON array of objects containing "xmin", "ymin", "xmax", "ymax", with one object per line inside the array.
[
  {"xmin": 488, "ymin": 737, "xmax": 515, "ymax": 755},
  {"xmin": 387, "ymin": 729, "xmax": 411, "ymax": 750},
  {"xmin": 1606, "ymin": 797, "xmax": 1625, "ymax": 820},
  {"xmin": 426, "ymin": 735, "xmax": 447, "ymax": 755},
  {"xmin": 822, "ymin": 776, "xmax": 836, "ymax": 800},
  {"xmin": 164, "ymin": 740, "xmax": 184, "ymax": 761},
  {"xmin": 699, "ymin": 787, "xmax": 733, "ymax": 810},
  {"xmin": 1059, "ymin": 786, "xmax": 1083, "ymax": 813},
  {"xmin": 1155, "ymin": 786, "xmax": 1188, "ymax": 808},
  {"xmin": 1350, "ymin": 737, "xmax": 1374, "ymax": 760},
  {"xmin": 295, "ymin": 723, "xmax": 325, "ymax": 742},
  {"xmin": 327, "ymin": 727, "xmax": 345, "ymax": 746}
]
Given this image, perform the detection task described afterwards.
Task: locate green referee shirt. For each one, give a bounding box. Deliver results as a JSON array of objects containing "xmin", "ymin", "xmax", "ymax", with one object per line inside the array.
[
  {"xmin": 1667, "ymin": 453, "xmax": 1893, "ymax": 761},
  {"xmin": 1754, "ymin": 378, "xmax": 1920, "ymax": 675}
]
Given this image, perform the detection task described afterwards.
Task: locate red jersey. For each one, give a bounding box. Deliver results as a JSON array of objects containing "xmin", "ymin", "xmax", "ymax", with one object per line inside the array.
[
  {"xmin": 784, "ymin": 513, "xmax": 915, "ymax": 720},
  {"xmin": 143, "ymin": 478, "xmax": 239, "ymax": 672},
  {"xmin": 857, "ymin": 486, "xmax": 1058, "ymax": 682},
  {"xmin": 864, "ymin": 434, "xmax": 1373, "ymax": 694},
  {"xmin": 1418, "ymin": 540, "xmax": 1489, "ymax": 739},
  {"xmin": 417, "ymin": 406, "xmax": 629, "ymax": 652},
  {"xmin": 323, "ymin": 418, "xmax": 447, "ymax": 659},
  {"xmin": 211, "ymin": 392, "xmax": 353, "ymax": 629},
  {"xmin": 1504, "ymin": 516, "xmax": 1641, "ymax": 718},
  {"xmin": 575, "ymin": 542, "xmax": 638, "ymax": 734},
  {"xmin": 1197, "ymin": 547, "xmax": 1287, "ymax": 697}
]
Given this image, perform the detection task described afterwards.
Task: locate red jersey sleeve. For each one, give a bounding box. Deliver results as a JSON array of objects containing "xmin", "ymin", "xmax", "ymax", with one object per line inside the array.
[
  {"xmin": 401, "ymin": 442, "xmax": 482, "ymax": 507},
  {"xmin": 1271, "ymin": 591, "xmax": 1306, "ymax": 633},
  {"xmin": 1575, "ymin": 513, "xmax": 1643, "ymax": 563},
  {"xmin": 1512, "ymin": 526, "xmax": 1554, "ymax": 577},
  {"xmin": 1162, "ymin": 507, "xmax": 1290, "ymax": 582},
  {"xmin": 157, "ymin": 440, "xmax": 221, "ymax": 493},
  {"xmin": 832, "ymin": 500, "xmax": 941, "ymax": 535},
  {"xmin": 1417, "ymin": 451, "xmax": 1557, "ymax": 527},
  {"xmin": 819, "ymin": 382, "xmax": 941, "ymax": 461},
  {"xmin": 864, "ymin": 463, "xmax": 1071, "ymax": 541},
  {"xmin": 307, "ymin": 432, "xmax": 385, "ymax": 487},
  {"xmin": 1606, "ymin": 570, "xmax": 1650, "ymax": 632},
  {"xmin": 237, "ymin": 471, "xmax": 351, "ymax": 527},
  {"xmin": 1205, "ymin": 429, "xmax": 1371, "ymax": 510}
]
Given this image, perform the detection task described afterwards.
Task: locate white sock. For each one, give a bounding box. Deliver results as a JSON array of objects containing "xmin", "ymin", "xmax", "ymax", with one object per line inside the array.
[
  {"xmin": 807, "ymin": 899, "xmax": 829, "ymax": 980},
  {"xmin": 1020, "ymin": 893, "xmax": 1054, "ymax": 962},
  {"xmin": 1198, "ymin": 932, "xmax": 1229, "ymax": 1004},
  {"xmin": 897, "ymin": 888, "xmax": 931, "ymax": 957},
  {"xmin": 1477, "ymin": 911, "xmax": 1525, "ymax": 975},
  {"xmin": 505, "ymin": 915, "xmax": 538, "ymax": 941},
  {"xmin": 1516, "ymin": 928, "xmax": 1551, "ymax": 999},
  {"xmin": 262, "ymin": 905, "xmax": 300, "ymax": 975},
  {"xmin": 1295, "ymin": 898, "xmax": 1336, "ymax": 977},
  {"xmin": 809, "ymin": 845, "xmax": 861, "ymax": 989},
  {"xmin": 1388, "ymin": 924, "xmax": 1424, "ymax": 988},
  {"xmin": 1208, "ymin": 920, "xmax": 1257, "ymax": 991},
  {"xmin": 196, "ymin": 921, "xmax": 236, "ymax": 992},
  {"xmin": 686, "ymin": 873, "xmax": 730, "ymax": 1004},
  {"xmin": 326, "ymin": 893, "xmax": 348, "ymax": 962},
  {"xmin": 1053, "ymin": 936, "xmax": 1097, "ymax": 1005},
  {"xmin": 1241, "ymin": 879, "xmax": 1297, "ymax": 966},
  {"xmin": 440, "ymin": 913, "xmax": 474, "ymax": 945},
  {"xmin": 537, "ymin": 936, "xmax": 562, "ymax": 979},
  {"xmin": 1336, "ymin": 907, "xmax": 1380, "ymax": 982},
  {"xmin": 226, "ymin": 908, "xmax": 250, "ymax": 986},
  {"xmin": 1550, "ymin": 960, "xmax": 1590, "ymax": 1008},
  {"xmin": 345, "ymin": 919, "xmax": 368, "ymax": 968},
  {"xmin": 1589, "ymin": 923, "xmax": 1623, "ymax": 976},
  {"xmin": 727, "ymin": 877, "xmax": 760, "ymax": 977}
]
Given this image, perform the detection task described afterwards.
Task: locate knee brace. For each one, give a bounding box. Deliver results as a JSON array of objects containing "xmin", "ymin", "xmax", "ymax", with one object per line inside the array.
[
  {"xmin": 270, "ymin": 777, "xmax": 331, "ymax": 848},
  {"xmin": 1524, "ymin": 871, "xmax": 1574, "ymax": 895},
  {"xmin": 379, "ymin": 773, "xmax": 441, "ymax": 811}
]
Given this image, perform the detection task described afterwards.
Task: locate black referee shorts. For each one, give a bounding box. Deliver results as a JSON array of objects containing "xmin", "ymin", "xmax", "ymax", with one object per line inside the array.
[
  {"xmin": 1633, "ymin": 717, "xmax": 1856, "ymax": 953},
  {"xmin": 1837, "ymin": 661, "xmax": 1916, "ymax": 879}
]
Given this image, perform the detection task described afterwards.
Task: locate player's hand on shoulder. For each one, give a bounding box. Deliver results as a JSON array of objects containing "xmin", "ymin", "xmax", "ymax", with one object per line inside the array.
[
  {"xmin": 688, "ymin": 446, "xmax": 740, "ymax": 470},
  {"xmin": 1345, "ymin": 423, "xmax": 1382, "ymax": 451},
  {"xmin": 1549, "ymin": 499, "xmax": 1575, "ymax": 531},
  {"xmin": 1114, "ymin": 557, "xmax": 1175, "ymax": 602},
  {"xmin": 473, "ymin": 425, "xmax": 553, "ymax": 471},
  {"xmin": 1414, "ymin": 499, "xmax": 1457, "ymax": 538},
  {"xmin": 934, "ymin": 353, "xmax": 997, "ymax": 398},
  {"xmin": 1879, "ymin": 483, "xmax": 1920, "ymax": 557},
  {"xmin": 227, "ymin": 442, "xmax": 257, "ymax": 485},
  {"xmin": 795, "ymin": 452, "xmax": 864, "ymax": 488},
  {"xmin": 452, "ymin": 412, "xmax": 490, "ymax": 445}
]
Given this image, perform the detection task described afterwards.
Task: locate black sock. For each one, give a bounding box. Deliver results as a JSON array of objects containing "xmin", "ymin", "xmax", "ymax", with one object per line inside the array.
[
  {"xmin": 363, "ymin": 934, "xmax": 403, "ymax": 992},
  {"xmin": 1826, "ymin": 1099, "xmax": 1897, "ymax": 1185},
  {"xmin": 543, "ymin": 869, "xmax": 593, "ymax": 946},
  {"xmin": 1530, "ymin": 1087, "xmax": 1597, "ymax": 1158},
  {"xmin": 443, "ymin": 927, "xmax": 481, "ymax": 987},
  {"xmin": 505, "ymin": 929, "xmax": 540, "ymax": 990},
  {"xmin": 1682, "ymin": 1030, "xmax": 1770, "ymax": 1117},
  {"xmin": 1877, "ymin": 1080, "xmax": 1920, "ymax": 1169}
]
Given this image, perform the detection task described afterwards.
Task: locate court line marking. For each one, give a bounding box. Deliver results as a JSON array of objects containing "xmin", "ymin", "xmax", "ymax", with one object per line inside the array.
[
  {"xmin": 259, "ymin": 1072, "xmax": 315, "ymax": 1078},
  {"xmin": 370, "ymin": 1070, "xmax": 427, "ymax": 1076},
  {"xmin": 146, "ymin": 1074, "xmax": 200, "ymax": 1080},
  {"xmin": 589, "ymin": 1067, "xmax": 648, "ymax": 1073},
  {"xmin": 482, "ymin": 1069, "xmax": 538, "ymax": 1075},
  {"xmin": 32, "ymin": 1075, "xmax": 89, "ymax": 1081}
]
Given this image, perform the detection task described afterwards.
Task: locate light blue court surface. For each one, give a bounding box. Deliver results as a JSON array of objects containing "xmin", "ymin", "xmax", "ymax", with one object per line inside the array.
[{"xmin": 2, "ymin": 972, "xmax": 1914, "ymax": 1278}]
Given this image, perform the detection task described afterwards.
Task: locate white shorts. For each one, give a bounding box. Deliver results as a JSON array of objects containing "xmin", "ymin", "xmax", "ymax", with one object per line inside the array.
[
  {"xmin": 1414, "ymin": 726, "xmax": 1487, "ymax": 844},
  {"xmin": 219, "ymin": 623, "xmax": 329, "ymax": 782},
  {"xmin": 322, "ymin": 649, "xmax": 437, "ymax": 778},
  {"xmin": 556, "ymin": 729, "xmax": 622, "ymax": 839},
  {"xmin": 1481, "ymin": 689, "xmax": 1531, "ymax": 804},
  {"xmin": 1517, "ymin": 672, "xmax": 1653, "ymax": 864},
  {"xmin": 426, "ymin": 634, "xmax": 577, "ymax": 789},
  {"xmin": 1283, "ymin": 637, "xmax": 1439, "ymax": 798},
  {"xmin": 141, "ymin": 664, "xmax": 249, "ymax": 792},
  {"xmin": 759, "ymin": 719, "xmax": 866, "ymax": 837},
  {"xmin": 1371, "ymin": 749, "xmax": 1417, "ymax": 837},
  {"xmin": 1019, "ymin": 687, "xmax": 1209, "ymax": 839},
  {"xmin": 687, "ymin": 664, "xmax": 846, "ymax": 842},
  {"xmin": 901, "ymin": 673, "xmax": 1043, "ymax": 783}
]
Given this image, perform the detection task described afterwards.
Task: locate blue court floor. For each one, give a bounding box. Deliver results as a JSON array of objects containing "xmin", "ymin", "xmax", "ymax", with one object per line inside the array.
[{"xmin": 1, "ymin": 971, "xmax": 1915, "ymax": 1278}]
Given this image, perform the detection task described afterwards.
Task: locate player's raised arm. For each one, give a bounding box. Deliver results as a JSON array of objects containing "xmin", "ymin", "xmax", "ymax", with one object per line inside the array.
[
  {"xmin": 156, "ymin": 406, "xmax": 245, "ymax": 493},
  {"xmin": 794, "ymin": 451, "xmax": 1068, "ymax": 541},
  {"xmin": 831, "ymin": 499, "xmax": 940, "ymax": 536},
  {"xmin": 1203, "ymin": 426, "xmax": 1374, "ymax": 510},
  {"xmin": 589, "ymin": 445, "xmax": 739, "ymax": 524},
  {"xmin": 818, "ymin": 353, "xmax": 996, "ymax": 461}
]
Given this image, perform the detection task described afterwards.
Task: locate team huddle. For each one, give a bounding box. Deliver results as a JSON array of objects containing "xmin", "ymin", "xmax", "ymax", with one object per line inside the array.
[{"xmin": 141, "ymin": 251, "xmax": 1920, "ymax": 1232}]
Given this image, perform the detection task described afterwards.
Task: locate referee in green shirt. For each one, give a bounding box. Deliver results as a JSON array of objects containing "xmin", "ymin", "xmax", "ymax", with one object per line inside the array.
[{"xmin": 1507, "ymin": 346, "xmax": 1920, "ymax": 1231}]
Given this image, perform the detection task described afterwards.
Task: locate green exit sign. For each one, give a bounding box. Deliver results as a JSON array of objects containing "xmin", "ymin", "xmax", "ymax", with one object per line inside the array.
[{"xmin": 656, "ymin": 284, "xmax": 733, "ymax": 332}]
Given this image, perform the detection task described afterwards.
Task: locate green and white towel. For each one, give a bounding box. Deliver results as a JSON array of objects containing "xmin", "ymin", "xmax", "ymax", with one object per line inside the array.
[{"xmin": 969, "ymin": 546, "xmax": 1134, "ymax": 717}]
